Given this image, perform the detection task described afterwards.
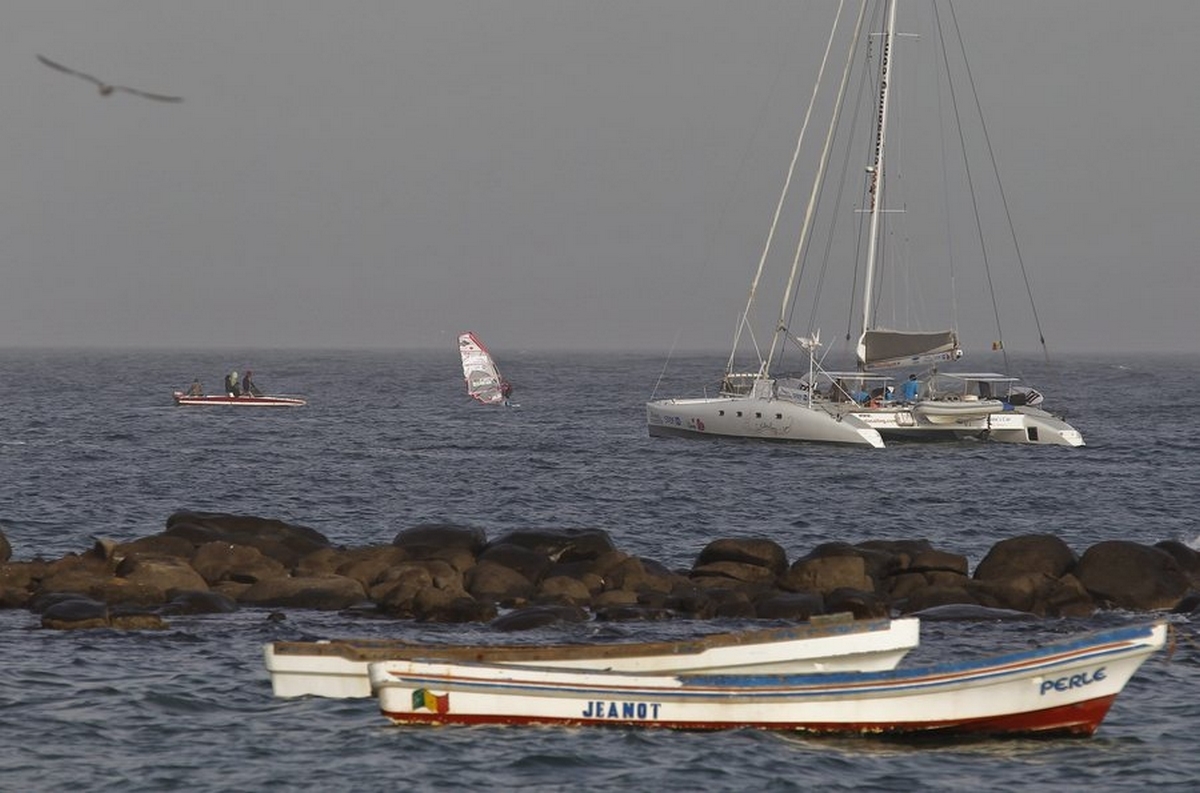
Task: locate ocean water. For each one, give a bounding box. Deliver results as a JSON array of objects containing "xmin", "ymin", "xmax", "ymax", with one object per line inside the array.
[{"xmin": 1, "ymin": 348, "xmax": 1197, "ymax": 792}]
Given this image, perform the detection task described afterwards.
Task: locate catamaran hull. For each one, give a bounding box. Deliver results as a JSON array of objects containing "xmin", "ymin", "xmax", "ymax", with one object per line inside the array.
[
  {"xmin": 264, "ymin": 616, "xmax": 919, "ymax": 699},
  {"xmin": 373, "ymin": 622, "xmax": 1164, "ymax": 737},
  {"xmin": 848, "ymin": 405, "xmax": 1084, "ymax": 446},
  {"xmin": 646, "ymin": 397, "xmax": 883, "ymax": 448}
]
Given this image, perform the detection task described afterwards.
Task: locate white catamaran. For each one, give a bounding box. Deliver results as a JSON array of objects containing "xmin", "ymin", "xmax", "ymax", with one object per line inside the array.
[
  {"xmin": 458, "ymin": 331, "xmax": 513, "ymax": 405},
  {"xmin": 647, "ymin": 0, "xmax": 1082, "ymax": 448}
]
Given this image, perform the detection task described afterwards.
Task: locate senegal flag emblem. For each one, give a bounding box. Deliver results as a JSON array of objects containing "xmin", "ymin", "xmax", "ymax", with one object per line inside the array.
[{"xmin": 412, "ymin": 688, "xmax": 450, "ymax": 714}]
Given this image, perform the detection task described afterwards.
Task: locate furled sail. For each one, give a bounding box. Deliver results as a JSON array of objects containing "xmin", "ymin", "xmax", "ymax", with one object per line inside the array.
[
  {"xmin": 857, "ymin": 329, "xmax": 962, "ymax": 370},
  {"xmin": 458, "ymin": 332, "xmax": 510, "ymax": 404}
]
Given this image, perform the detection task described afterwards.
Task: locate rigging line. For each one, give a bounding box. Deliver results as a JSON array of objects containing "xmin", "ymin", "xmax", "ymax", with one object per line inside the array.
[
  {"xmin": 946, "ymin": 0, "xmax": 1051, "ymax": 364},
  {"xmin": 933, "ymin": 0, "xmax": 1007, "ymax": 372},
  {"xmin": 802, "ymin": 0, "xmax": 879, "ymax": 348},
  {"xmin": 729, "ymin": 0, "xmax": 854, "ymax": 376},
  {"xmin": 766, "ymin": 0, "xmax": 870, "ymax": 377},
  {"xmin": 734, "ymin": 0, "xmax": 849, "ymax": 378}
]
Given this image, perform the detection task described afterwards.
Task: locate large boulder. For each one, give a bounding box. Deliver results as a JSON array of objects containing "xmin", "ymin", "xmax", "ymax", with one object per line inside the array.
[
  {"xmin": 488, "ymin": 528, "xmax": 617, "ymax": 563},
  {"xmin": 974, "ymin": 535, "xmax": 1077, "ymax": 581},
  {"xmin": 164, "ymin": 512, "xmax": 331, "ymax": 567},
  {"xmin": 392, "ymin": 523, "xmax": 488, "ymax": 557},
  {"xmin": 781, "ymin": 555, "xmax": 873, "ymax": 595},
  {"xmin": 237, "ymin": 574, "xmax": 367, "ymax": 610},
  {"xmin": 1076, "ymin": 541, "xmax": 1190, "ymax": 611},
  {"xmin": 694, "ymin": 538, "xmax": 789, "ymax": 576}
]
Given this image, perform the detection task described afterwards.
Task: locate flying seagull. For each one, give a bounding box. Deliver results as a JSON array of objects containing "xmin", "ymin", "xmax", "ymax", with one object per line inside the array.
[{"xmin": 36, "ymin": 54, "xmax": 183, "ymax": 103}]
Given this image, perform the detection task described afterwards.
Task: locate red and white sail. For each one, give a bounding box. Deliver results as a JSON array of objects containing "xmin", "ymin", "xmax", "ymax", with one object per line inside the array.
[{"xmin": 458, "ymin": 332, "xmax": 509, "ymax": 404}]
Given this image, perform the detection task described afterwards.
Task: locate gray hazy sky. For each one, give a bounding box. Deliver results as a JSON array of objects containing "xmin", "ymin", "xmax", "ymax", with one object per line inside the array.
[{"xmin": 4, "ymin": 1, "xmax": 1198, "ymax": 354}]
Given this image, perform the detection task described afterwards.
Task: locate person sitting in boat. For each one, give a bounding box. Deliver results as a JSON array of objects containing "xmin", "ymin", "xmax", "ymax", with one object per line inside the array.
[
  {"xmin": 186, "ymin": 380, "xmax": 203, "ymax": 396},
  {"xmin": 901, "ymin": 374, "xmax": 921, "ymax": 402},
  {"xmin": 242, "ymin": 370, "xmax": 262, "ymax": 397},
  {"xmin": 224, "ymin": 371, "xmax": 242, "ymax": 397}
]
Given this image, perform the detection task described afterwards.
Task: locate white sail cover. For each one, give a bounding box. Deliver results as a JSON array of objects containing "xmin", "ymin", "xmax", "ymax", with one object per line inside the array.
[
  {"xmin": 458, "ymin": 332, "xmax": 509, "ymax": 404},
  {"xmin": 857, "ymin": 329, "xmax": 962, "ymax": 370}
]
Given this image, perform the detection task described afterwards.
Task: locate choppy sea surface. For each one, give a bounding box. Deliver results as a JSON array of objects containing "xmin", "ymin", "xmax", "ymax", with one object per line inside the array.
[{"xmin": 1, "ymin": 348, "xmax": 1198, "ymax": 792}]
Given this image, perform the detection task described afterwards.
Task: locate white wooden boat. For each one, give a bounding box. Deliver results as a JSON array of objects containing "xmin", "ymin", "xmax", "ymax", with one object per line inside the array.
[
  {"xmin": 371, "ymin": 621, "xmax": 1166, "ymax": 737},
  {"xmin": 172, "ymin": 391, "xmax": 307, "ymax": 407},
  {"xmin": 264, "ymin": 615, "xmax": 919, "ymax": 699}
]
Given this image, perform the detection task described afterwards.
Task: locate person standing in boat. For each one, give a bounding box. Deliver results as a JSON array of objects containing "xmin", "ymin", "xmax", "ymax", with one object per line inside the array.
[
  {"xmin": 242, "ymin": 370, "xmax": 262, "ymax": 397},
  {"xmin": 224, "ymin": 371, "xmax": 241, "ymax": 397},
  {"xmin": 186, "ymin": 379, "xmax": 203, "ymax": 396},
  {"xmin": 902, "ymin": 374, "xmax": 921, "ymax": 402}
]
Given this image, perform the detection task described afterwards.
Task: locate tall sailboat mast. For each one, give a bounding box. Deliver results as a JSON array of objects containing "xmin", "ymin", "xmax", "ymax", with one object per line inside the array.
[{"xmin": 858, "ymin": 0, "xmax": 897, "ymax": 360}]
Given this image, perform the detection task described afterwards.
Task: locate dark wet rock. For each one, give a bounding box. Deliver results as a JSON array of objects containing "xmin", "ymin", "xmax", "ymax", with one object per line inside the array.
[
  {"xmin": 40, "ymin": 596, "xmax": 109, "ymax": 629},
  {"xmin": 165, "ymin": 511, "xmax": 331, "ymax": 567},
  {"xmin": 490, "ymin": 528, "xmax": 617, "ymax": 564},
  {"xmin": 536, "ymin": 575, "xmax": 593, "ymax": 605},
  {"xmin": 191, "ymin": 542, "xmax": 287, "ymax": 586},
  {"xmin": 908, "ymin": 604, "xmax": 1039, "ymax": 621},
  {"xmin": 237, "ymin": 574, "xmax": 368, "ymax": 610},
  {"xmin": 159, "ymin": 589, "xmax": 239, "ymax": 615},
  {"xmin": 1076, "ymin": 540, "xmax": 1191, "ymax": 611},
  {"xmin": 1155, "ymin": 540, "xmax": 1200, "ymax": 585},
  {"xmin": 115, "ymin": 554, "xmax": 209, "ymax": 595},
  {"xmin": 334, "ymin": 546, "xmax": 412, "ymax": 589},
  {"xmin": 478, "ymin": 543, "xmax": 554, "ymax": 585},
  {"xmin": 974, "ymin": 534, "xmax": 1078, "ymax": 581},
  {"xmin": 108, "ymin": 607, "xmax": 170, "ymax": 630},
  {"xmin": 0, "ymin": 528, "xmax": 10, "ymax": 563},
  {"xmin": 694, "ymin": 538, "xmax": 789, "ymax": 577},
  {"xmin": 420, "ymin": 596, "xmax": 497, "ymax": 624},
  {"xmin": 909, "ymin": 550, "xmax": 969, "ymax": 576},
  {"xmin": 392, "ymin": 523, "xmax": 488, "ymax": 557},
  {"xmin": 464, "ymin": 560, "xmax": 535, "ymax": 605},
  {"xmin": 690, "ymin": 560, "xmax": 778, "ymax": 587},
  {"xmin": 116, "ymin": 534, "xmax": 197, "ymax": 562},
  {"xmin": 824, "ymin": 588, "xmax": 889, "ymax": 619},
  {"xmin": 753, "ymin": 591, "xmax": 824, "ymax": 621},
  {"xmin": 896, "ymin": 583, "xmax": 979, "ymax": 614},
  {"xmin": 781, "ymin": 555, "xmax": 873, "ymax": 594},
  {"xmin": 591, "ymin": 589, "xmax": 640, "ymax": 609},
  {"xmin": 490, "ymin": 604, "xmax": 589, "ymax": 631}
]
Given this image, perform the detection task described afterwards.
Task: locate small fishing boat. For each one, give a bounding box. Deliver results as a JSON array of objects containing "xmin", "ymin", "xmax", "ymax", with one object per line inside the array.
[
  {"xmin": 371, "ymin": 621, "xmax": 1166, "ymax": 737},
  {"xmin": 265, "ymin": 615, "xmax": 919, "ymax": 699},
  {"xmin": 172, "ymin": 391, "xmax": 307, "ymax": 407}
]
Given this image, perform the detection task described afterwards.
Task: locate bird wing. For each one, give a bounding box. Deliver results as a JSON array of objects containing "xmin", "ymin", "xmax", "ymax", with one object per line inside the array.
[
  {"xmin": 113, "ymin": 85, "xmax": 183, "ymax": 103},
  {"xmin": 36, "ymin": 54, "xmax": 106, "ymax": 88}
]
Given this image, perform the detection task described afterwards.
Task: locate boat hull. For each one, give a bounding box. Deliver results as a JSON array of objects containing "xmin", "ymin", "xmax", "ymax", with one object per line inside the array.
[
  {"xmin": 265, "ymin": 616, "xmax": 919, "ymax": 699},
  {"xmin": 845, "ymin": 404, "xmax": 1084, "ymax": 446},
  {"xmin": 172, "ymin": 391, "xmax": 307, "ymax": 407},
  {"xmin": 646, "ymin": 395, "xmax": 883, "ymax": 448},
  {"xmin": 373, "ymin": 622, "xmax": 1164, "ymax": 737}
]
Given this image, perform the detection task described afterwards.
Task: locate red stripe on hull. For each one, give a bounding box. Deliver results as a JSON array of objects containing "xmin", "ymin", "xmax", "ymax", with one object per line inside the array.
[{"xmin": 380, "ymin": 694, "xmax": 1118, "ymax": 737}]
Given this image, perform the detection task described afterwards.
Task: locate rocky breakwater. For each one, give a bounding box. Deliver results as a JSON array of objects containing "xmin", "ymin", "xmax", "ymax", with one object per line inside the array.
[{"xmin": 0, "ymin": 511, "xmax": 1197, "ymax": 630}]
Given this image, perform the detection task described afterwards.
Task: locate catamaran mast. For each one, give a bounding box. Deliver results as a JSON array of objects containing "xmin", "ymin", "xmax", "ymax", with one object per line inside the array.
[{"xmin": 858, "ymin": 0, "xmax": 897, "ymax": 357}]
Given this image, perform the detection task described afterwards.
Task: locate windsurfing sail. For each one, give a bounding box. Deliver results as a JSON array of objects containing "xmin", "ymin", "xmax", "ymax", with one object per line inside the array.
[{"xmin": 458, "ymin": 332, "xmax": 510, "ymax": 404}]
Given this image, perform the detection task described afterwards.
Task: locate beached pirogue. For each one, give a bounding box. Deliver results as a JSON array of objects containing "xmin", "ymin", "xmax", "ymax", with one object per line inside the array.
[
  {"xmin": 265, "ymin": 614, "xmax": 919, "ymax": 699},
  {"xmin": 368, "ymin": 622, "xmax": 1167, "ymax": 737}
]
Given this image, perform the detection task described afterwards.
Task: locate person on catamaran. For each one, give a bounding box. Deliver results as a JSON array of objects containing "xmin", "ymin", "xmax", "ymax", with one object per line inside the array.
[
  {"xmin": 224, "ymin": 371, "xmax": 242, "ymax": 397},
  {"xmin": 242, "ymin": 370, "xmax": 262, "ymax": 397},
  {"xmin": 901, "ymin": 374, "xmax": 921, "ymax": 402},
  {"xmin": 186, "ymin": 380, "xmax": 203, "ymax": 396}
]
